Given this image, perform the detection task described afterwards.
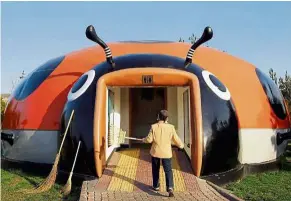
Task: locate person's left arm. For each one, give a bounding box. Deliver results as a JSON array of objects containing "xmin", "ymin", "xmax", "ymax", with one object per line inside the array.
[{"xmin": 142, "ymin": 126, "xmax": 153, "ymax": 143}]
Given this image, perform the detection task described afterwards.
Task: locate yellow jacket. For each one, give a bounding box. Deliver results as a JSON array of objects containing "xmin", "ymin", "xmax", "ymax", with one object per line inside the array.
[{"xmin": 143, "ymin": 122, "xmax": 184, "ymax": 158}]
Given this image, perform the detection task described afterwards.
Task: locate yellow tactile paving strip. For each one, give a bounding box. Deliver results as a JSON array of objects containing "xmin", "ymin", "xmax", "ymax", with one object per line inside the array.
[
  {"xmin": 159, "ymin": 151, "xmax": 186, "ymax": 192},
  {"xmin": 107, "ymin": 149, "xmax": 140, "ymax": 192},
  {"xmin": 107, "ymin": 148, "xmax": 186, "ymax": 192}
]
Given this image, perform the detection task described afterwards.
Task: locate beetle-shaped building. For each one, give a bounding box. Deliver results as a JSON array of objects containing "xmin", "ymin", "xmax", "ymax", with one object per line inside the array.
[{"xmin": 2, "ymin": 25, "xmax": 291, "ymax": 183}]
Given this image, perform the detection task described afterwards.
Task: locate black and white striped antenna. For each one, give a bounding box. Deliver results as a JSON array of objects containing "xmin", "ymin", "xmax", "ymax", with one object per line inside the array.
[
  {"xmin": 184, "ymin": 26, "xmax": 213, "ymax": 68},
  {"xmin": 85, "ymin": 25, "xmax": 115, "ymax": 68}
]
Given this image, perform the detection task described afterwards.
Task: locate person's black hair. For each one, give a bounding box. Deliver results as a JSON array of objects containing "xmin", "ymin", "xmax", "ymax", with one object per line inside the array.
[{"xmin": 157, "ymin": 110, "xmax": 168, "ymax": 122}]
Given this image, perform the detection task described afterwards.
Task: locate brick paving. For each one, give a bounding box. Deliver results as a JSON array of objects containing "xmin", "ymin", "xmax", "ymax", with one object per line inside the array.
[{"xmin": 79, "ymin": 148, "xmax": 243, "ymax": 201}]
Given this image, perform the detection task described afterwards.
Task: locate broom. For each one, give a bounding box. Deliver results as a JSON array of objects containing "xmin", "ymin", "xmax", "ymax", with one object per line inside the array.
[
  {"xmin": 62, "ymin": 140, "xmax": 81, "ymax": 196},
  {"xmin": 117, "ymin": 128, "xmax": 143, "ymax": 144},
  {"xmin": 24, "ymin": 110, "xmax": 75, "ymax": 194}
]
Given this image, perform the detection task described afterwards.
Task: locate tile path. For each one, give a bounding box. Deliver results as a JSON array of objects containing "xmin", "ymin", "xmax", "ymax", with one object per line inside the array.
[{"xmin": 79, "ymin": 148, "xmax": 243, "ymax": 201}]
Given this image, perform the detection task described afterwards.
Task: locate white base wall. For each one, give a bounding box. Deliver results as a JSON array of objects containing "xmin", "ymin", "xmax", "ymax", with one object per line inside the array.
[
  {"xmin": 1, "ymin": 130, "xmax": 58, "ymax": 164},
  {"xmin": 238, "ymin": 128, "xmax": 289, "ymax": 164}
]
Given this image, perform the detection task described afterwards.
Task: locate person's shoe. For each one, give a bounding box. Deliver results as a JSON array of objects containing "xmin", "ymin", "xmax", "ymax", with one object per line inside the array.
[
  {"xmin": 152, "ymin": 186, "xmax": 160, "ymax": 191},
  {"xmin": 168, "ymin": 188, "xmax": 174, "ymax": 197}
]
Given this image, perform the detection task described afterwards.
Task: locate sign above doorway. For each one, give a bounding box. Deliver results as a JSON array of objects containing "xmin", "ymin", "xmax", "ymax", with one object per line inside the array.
[{"xmin": 142, "ymin": 75, "xmax": 153, "ymax": 84}]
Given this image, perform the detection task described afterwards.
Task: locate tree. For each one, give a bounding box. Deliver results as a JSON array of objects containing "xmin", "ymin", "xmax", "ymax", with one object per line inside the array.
[
  {"xmin": 1, "ymin": 97, "xmax": 7, "ymax": 124},
  {"xmin": 278, "ymin": 71, "xmax": 291, "ymax": 104},
  {"xmin": 269, "ymin": 68, "xmax": 291, "ymax": 116},
  {"xmin": 179, "ymin": 34, "xmax": 196, "ymax": 44},
  {"xmin": 19, "ymin": 70, "xmax": 25, "ymax": 79},
  {"xmin": 178, "ymin": 37, "xmax": 185, "ymax": 43},
  {"xmin": 2, "ymin": 71, "xmax": 26, "ymax": 124},
  {"xmin": 178, "ymin": 34, "xmax": 219, "ymax": 50},
  {"xmin": 10, "ymin": 70, "xmax": 26, "ymax": 93},
  {"xmin": 188, "ymin": 33, "xmax": 197, "ymax": 44},
  {"xmin": 269, "ymin": 68, "xmax": 278, "ymax": 86}
]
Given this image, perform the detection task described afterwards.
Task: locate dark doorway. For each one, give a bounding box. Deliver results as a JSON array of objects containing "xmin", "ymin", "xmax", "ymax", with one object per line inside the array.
[{"xmin": 130, "ymin": 87, "xmax": 167, "ymax": 144}]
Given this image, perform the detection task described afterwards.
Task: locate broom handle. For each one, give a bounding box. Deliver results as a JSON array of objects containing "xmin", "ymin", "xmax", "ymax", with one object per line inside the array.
[
  {"xmin": 70, "ymin": 141, "xmax": 81, "ymax": 174},
  {"xmin": 125, "ymin": 137, "xmax": 143, "ymax": 141},
  {"xmin": 58, "ymin": 110, "xmax": 75, "ymax": 154}
]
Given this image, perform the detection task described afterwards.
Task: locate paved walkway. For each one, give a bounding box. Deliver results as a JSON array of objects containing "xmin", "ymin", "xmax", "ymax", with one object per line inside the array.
[{"xmin": 79, "ymin": 148, "xmax": 242, "ymax": 201}]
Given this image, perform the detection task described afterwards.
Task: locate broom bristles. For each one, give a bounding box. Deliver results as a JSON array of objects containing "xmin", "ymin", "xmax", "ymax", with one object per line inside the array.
[
  {"xmin": 62, "ymin": 173, "xmax": 73, "ymax": 196},
  {"xmin": 118, "ymin": 129, "xmax": 126, "ymax": 144},
  {"xmin": 24, "ymin": 154, "xmax": 60, "ymax": 194}
]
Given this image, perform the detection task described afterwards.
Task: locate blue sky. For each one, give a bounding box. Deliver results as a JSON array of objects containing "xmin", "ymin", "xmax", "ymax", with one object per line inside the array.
[{"xmin": 1, "ymin": 1, "xmax": 291, "ymax": 94}]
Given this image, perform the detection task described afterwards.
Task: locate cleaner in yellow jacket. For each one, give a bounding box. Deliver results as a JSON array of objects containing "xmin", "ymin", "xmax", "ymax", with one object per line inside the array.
[{"xmin": 142, "ymin": 110, "xmax": 184, "ymax": 197}]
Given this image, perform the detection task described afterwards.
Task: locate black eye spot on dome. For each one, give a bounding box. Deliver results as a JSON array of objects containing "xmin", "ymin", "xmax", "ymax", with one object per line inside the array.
[
  {"xmin": 71, "ymin": 74, "xmax": 88, "ymax": 93},
  {"xmin": 256, "ymin": 68, "xmax": 287, "ymax": 120},
  {"xmin": 13, "ymin": 56, "xmax": 65, "ymax": 101},
  {"xmin": 209, "ymin": 74, "xmax": 227, "ymax": 92}
]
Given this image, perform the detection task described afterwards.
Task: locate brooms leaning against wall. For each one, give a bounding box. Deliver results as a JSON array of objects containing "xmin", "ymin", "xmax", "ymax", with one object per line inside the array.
[{"xmin": 24, "ymin": 110, "xmax": 75, "ymax": 194}]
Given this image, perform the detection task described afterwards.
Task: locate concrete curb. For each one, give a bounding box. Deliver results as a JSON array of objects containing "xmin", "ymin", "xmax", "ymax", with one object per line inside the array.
[{"xmin": 206, "ymin": 181, "xmax": 244, "ymax": 201}]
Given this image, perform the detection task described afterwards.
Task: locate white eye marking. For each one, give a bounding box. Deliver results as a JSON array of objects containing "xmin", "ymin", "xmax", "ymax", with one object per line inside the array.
[
  {"xmin": 67, "ymin": 70, "xmax": 95, "ymax": 101},
  {"xmin": 202, "ymin": 70, "xmax": 231, "ymax": 101}
]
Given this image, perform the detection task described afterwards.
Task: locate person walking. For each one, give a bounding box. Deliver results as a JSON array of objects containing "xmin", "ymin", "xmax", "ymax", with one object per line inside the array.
[{"xmin": 142, "ymin": 109, "xmax": 184, "ymax": 197}]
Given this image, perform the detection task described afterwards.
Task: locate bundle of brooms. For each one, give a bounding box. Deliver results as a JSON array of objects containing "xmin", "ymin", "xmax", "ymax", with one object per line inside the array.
[{"xmin": 23, "ymin": 110, "xmax": 75, "ymax": 194}]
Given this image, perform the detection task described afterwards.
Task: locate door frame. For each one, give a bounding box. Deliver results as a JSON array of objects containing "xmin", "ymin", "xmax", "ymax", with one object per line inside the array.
[
  {"xmin": 182, "ymin": 87, "xmax": 191, "ymax": 157},
  {"xmin": 105, "ymin": 87, "xmax": 118, "ymax": 160},
  {"xmin": 128, "ymin": 87, "xmax": 167, "ymax": 143},
  {"xmin": 93, "ymin": 68, "xmax": 203, "ymax": 178}
]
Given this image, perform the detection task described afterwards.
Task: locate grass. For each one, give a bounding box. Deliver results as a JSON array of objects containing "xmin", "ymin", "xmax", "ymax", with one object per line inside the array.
[
  {"xmin": 1, "ymin": 168, "xmax": 81, "ymax": 201},
  {"xmin": 226, "ymin": 144, "xmax": 291, "ymax": 201}
]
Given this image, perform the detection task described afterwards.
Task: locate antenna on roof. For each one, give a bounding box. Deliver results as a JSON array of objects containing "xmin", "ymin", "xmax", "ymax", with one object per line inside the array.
[
  {"xmin": 184, "ymin": 26, "xmax": 213, "ymax": 68},
  {"xmin": 85, "ymin": 25, "xmax": 115, "ymax": 68}
]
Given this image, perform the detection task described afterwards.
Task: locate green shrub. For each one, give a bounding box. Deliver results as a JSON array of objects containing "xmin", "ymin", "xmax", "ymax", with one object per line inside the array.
[{"xmin": 1, "ymin": 97, "xmax": 7, "ymax": 123}]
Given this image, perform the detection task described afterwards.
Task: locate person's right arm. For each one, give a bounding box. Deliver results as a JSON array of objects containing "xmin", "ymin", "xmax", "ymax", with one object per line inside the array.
[
  {"xmin": 142, "ymin": 126, "xmax": 153, "ymax": 143},
  {"xmin": 171, "ymin": 126, "xmax": 184, "ymax": 149}
]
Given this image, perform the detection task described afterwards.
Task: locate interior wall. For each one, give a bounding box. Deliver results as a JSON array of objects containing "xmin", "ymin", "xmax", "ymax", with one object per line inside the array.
[
  {"xmin": 177, "ymin": 86, "xmax": 192, "ymax": 157},
  {"xmin": 106, "ymin": 87, "xmax": 121, "ymax": 160},
  {"xmin": 120, "ymin": 88, "xmax": 130, "ymax": 144},
  {"xmin": 177, "ymin": 87, "xmax": 185, "ymax": 143},
  {"xmin": 167, "ymin": 87, "xmax": 178, "ymax": 128},
  {"xmin": 113, "ymin": 87, "xmax": 121, "ymax": 143}
]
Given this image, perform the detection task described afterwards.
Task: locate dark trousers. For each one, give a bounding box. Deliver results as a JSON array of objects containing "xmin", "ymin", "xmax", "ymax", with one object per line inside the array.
[{"xmin": 151, "ymin": 156, "xmax": 174, "ymax": 191}]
